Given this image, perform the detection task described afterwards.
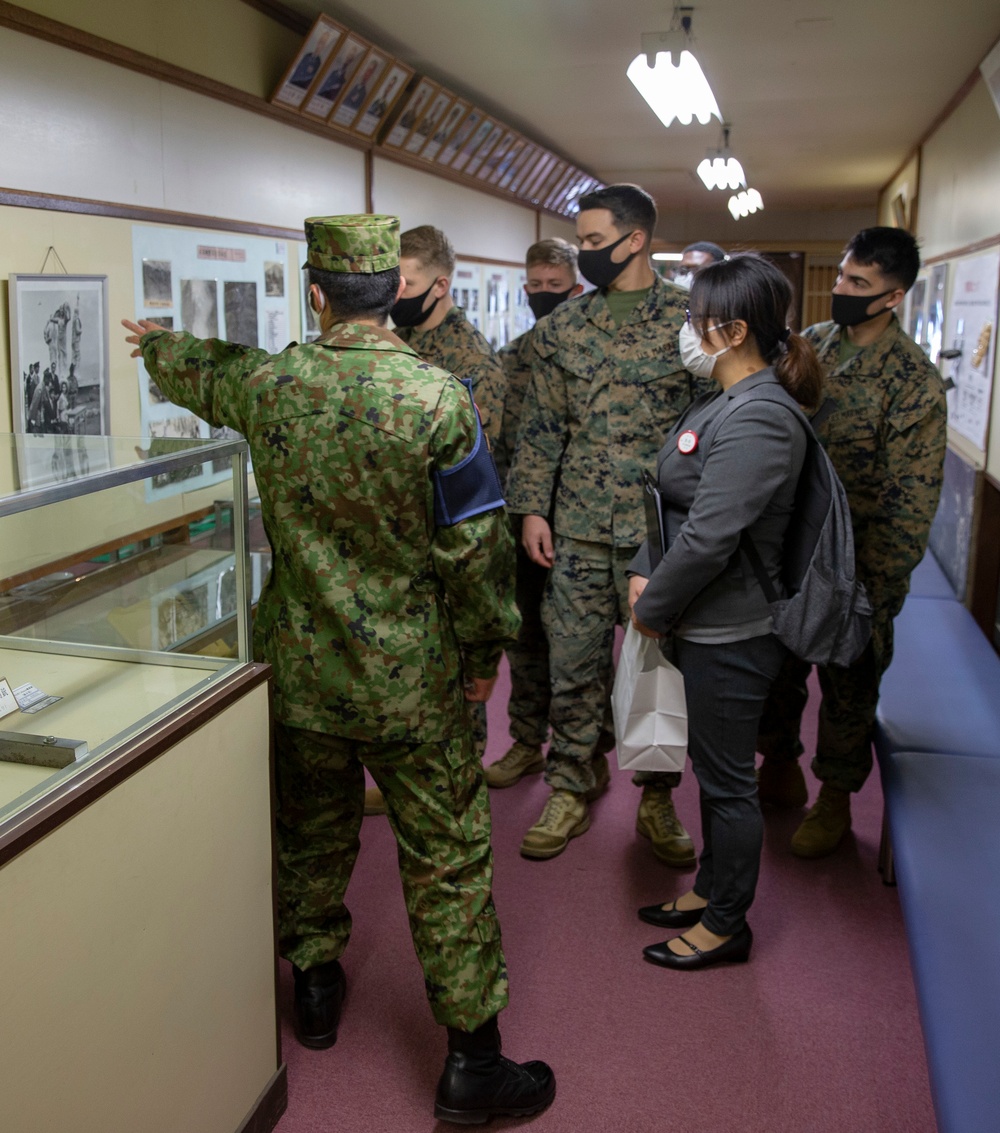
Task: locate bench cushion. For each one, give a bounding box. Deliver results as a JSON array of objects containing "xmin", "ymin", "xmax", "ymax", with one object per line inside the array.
[
  {"xmin": 907, "ymin": 550, "xmax": 956, "ymax": 600},
  {"xmin": 875, "ymin": 598, "xmax": 1000, "ymax": 759},
  {"xmin": 883, "ymin": 750, "xmax": 1000, "ymax": 1133}
]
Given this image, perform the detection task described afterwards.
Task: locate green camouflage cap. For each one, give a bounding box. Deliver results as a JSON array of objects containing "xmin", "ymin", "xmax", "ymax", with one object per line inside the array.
[{"xmin": 303, "ymin": 214, "xmax": 400, "ymax": 273}]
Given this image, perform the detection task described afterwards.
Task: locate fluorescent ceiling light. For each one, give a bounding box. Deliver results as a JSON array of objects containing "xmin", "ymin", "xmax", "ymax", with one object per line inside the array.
[
  {"xmin": 728, "ymin": 188, "xmax": 764, "ymax": 219},
  {"xmin": 652, "ymin": 253, "xmax": 684, "ymax": 261},
  {"xmin": 697, "ymin": 156, "xmax": 746, "ymax": 190},
  {"xmin": 627, "ymin": 50, "xmax": 721, "ymax": 127}
]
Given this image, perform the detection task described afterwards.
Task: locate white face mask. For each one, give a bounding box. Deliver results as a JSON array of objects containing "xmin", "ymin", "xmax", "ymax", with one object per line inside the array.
[
  {"xmin": 673, "ymin": 270, "xmax": 693, "ymax": 290},
  {"xmin": 678, "ymin": 319, "xmax": 732, "ymax": 379}
]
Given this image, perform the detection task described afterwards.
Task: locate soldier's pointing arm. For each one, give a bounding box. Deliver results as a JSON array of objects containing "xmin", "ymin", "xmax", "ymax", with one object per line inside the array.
[{"xmin": 138, "ymin": 330, "xmax": 270, "ymax": 435}]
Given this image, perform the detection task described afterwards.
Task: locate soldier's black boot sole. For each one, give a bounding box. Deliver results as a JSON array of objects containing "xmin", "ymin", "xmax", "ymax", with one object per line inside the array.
[
  {"xmin": 292, "ymin": 959, "xmax": 346, "ymax": 1050},
  {"xmin": 434, "ymin": 1053, "xmax": 556, "ymax": 1124}
]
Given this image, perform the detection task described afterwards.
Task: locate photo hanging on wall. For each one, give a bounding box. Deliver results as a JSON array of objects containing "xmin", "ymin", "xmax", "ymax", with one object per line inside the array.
[
  {"xmin": 8, "ymin": 273, "xmax": 112, "ymax": 487},
  {"xmin": 270, "ymin": 14, "xmax": 345, "ymax": 111}
]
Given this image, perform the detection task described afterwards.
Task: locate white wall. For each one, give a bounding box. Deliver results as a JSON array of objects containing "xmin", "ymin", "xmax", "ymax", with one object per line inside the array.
[
  {"xmin": 0, "ymin": 27, "xmax": 366, "ymax": 229},
  {"xmin": 372, "ymin": 156, "xmax": 536, "ymax": 262}
]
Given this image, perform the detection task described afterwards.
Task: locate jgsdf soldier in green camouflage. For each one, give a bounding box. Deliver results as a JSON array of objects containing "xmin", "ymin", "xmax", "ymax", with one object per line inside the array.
[
  {"xmin": 362, "ymin": 224, "xmax": 510, "ymax": 817},
  {"xmin": 756, "ymin": 227, "xmax": 947, "ymax": 858},
  {"xmin": 506, "ymin": 184, "xmax": 705, "ymax": 862},
  {"xmin": 486, "ymin": 238, "xmax": 583, "ymax": 790},
  {"xmin": 124, "ymin": 214, "xmax": 555, "ymax": 1125}
]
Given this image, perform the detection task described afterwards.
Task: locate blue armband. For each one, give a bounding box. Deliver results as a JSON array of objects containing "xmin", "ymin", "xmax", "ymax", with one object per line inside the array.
[{"xmin": 433, "ymin": 379, "xmax": 506, "ymax": 526}]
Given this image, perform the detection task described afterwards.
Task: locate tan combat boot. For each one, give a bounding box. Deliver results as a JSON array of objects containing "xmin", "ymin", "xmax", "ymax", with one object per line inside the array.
[
  {"xmin": 790, "ymin": 783, "xmax": 852, "ymax": 858},
  {"xmin": 364, "ymin": 785, "xmax": 386, "ymax": 816},
  {"xmin": 483, "ymin": 742, "xmax": 545, "ymax": 788},
  {"xmin": 756, "ymin": 758, "xmax": 808, "ymax": 808},
  {"xmin": 520, "ymin": 790, "xmax": 590, "ymax": 859},
  {"xmin": 636, "ymin": 787, "xmax": 697, "ymax": 867}
]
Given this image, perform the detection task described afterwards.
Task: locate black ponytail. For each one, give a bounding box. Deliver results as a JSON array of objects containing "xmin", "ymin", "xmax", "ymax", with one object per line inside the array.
[{"xmin": 689, "ymin": 253, "xmax": 824, "ymax": 409}]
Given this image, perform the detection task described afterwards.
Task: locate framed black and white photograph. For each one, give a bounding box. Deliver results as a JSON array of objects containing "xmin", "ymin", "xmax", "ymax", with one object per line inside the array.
[
  {"xmin": 9, "ymin": 273, "xmax": 110, "ymax": 442},
  {"xmin": 142, "ymin": 259, "xmax": 172, "ymax": 307},
  {"xmin": 180, "ymin": 278, "xmax": 219, "ymax": 338},
  {"xmin": 224, "ymin": 281, "xmax": 259, "ymax": 348},
  {"xmin": 264, "ymin": 260, "xmax": 285, "ymax": 298}
]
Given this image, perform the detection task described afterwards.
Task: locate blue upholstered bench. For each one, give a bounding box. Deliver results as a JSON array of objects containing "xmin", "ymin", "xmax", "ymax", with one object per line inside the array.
[
  {"xmin": 875, "ymin": 597, "xmax": 1000, "ymax": 763},
  {"xmin": 881, "ymin": 750, "xmax": 1000, "ymax": 1133},
  {"xmin": 906, "ymin": 549, "xmax": 957, "ymax": 600}
]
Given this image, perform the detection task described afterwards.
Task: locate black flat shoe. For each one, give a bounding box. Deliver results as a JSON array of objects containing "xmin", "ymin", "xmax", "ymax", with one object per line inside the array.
[
  {"xmin": 643, "ymin": 924, "xmax": 753, "ymax": 970},
  {"xmin": 638, "ymin": 899, "xmax": 706, "ymax": 928}
]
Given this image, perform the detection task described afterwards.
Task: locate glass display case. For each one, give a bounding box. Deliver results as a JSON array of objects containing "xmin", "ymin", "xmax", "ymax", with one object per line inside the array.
[{"xmin": 0, "ymin": 432, "xmax": 258, "ymax": 825}]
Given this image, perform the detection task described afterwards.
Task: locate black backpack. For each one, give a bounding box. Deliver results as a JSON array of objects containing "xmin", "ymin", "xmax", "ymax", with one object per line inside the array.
[{"xmin": 719, "ymin": 386, "xmax": 873, "ymax": 667}]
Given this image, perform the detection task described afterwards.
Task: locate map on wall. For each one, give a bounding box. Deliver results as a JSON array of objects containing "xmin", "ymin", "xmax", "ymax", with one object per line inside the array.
[
  {"xmin": 131, "ymin": 226, "xmax": 291, "ymax": 497},
  {"xmin": 941, "ymin": 248, "xmax": 999, "ymax": 451}
]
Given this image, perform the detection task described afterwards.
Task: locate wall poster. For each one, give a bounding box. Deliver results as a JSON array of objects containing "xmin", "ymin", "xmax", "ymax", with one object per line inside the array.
[
  {"xmin": 131, "ymin": 226, "xmax": 291, "ymax": 498},
  {"xmin": 941, "ymin": 248, "xmax": 1000, "ymax": 451}
]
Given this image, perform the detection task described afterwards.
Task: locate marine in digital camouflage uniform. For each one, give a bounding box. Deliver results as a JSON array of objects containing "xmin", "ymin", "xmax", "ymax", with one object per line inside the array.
[
  {"xmin": 486, "ymin": 238, "xmax": 582, "ymax": 790},
  {"xmin": 127, "ymin": 216, "xmax": 527, "ymax": 1046},
  {"xmin": 382, "ymin": 225, "xmax": 511, "ymax": 779},
  {"xmin": 506, "ymin": 184, "xmax": 706, "ymax": 862},
  {"xmin": 757, "ymin": 227, "xmax": 947, "ymax": 858}
]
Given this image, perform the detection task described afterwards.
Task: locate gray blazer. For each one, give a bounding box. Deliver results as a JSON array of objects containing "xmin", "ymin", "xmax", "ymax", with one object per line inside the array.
[{"xmin": 631, "ymin": 368, "xmax": 807, "ymax": 632}]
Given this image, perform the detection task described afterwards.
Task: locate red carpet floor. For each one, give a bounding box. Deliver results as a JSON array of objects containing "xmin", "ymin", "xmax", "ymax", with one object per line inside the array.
[{"xmin": 274, "ymin": 661, "xmax": 935, "ymax": 1133}]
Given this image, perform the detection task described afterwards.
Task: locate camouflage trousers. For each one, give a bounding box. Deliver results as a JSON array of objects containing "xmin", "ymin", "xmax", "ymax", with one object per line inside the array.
[
  {"xmin": 542, "ymin": 537, "xmax": 682, "ymax": 794},
  {"xmin": 506, "ymin": 540, "xmax": 551, "ymax": 748},
  {"xmin": 274, "ymin": 722, "xmax": 508, "ymax": 1031},
  {"xmin": 757, "ymin": 611, "xmax": 895, "ymax": 794}
]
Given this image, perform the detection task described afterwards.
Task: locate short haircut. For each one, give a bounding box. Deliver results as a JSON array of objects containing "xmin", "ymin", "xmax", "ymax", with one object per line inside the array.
[
  {"xmin": 399, "ymin": 225, "xmax": 456, "ymax": 277},
  {"xmin": 683, "ymin": 241, "xmax": 726, "ymax": 261},
  {"xmin": 578, "ymin": 183, "xmax": 657, "ymax": 243},
  {"xmin": 844, "ymin": 226, "xmax": 921, "ymax": 292},
  {"xmin": 525, "ymin": 237, "xmax": 579, "ymax": 275},
  {"xmin": 308, "ymin": 265, "xmax": 401, "ymax": 325}
]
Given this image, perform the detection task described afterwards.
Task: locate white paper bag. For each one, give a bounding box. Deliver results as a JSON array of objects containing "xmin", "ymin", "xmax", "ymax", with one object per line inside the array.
[{"xmin": 611, "ymin": 623, "xmax": 688, "ymax": 772}]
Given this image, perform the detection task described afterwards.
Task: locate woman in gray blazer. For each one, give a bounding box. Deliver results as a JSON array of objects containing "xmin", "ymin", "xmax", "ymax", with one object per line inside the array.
[{"xmin": 628, "ymin": 254, "xmax": 823, "ymax": 969}]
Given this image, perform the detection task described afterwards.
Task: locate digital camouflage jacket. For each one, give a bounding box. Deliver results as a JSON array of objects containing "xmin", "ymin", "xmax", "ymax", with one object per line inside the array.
[
  {"xmin": 804, "ymin": 315, "xmax": 947, "ymax": 618},
  {"xmin": 505, "ymin": 274, "xmax": 701, "ymax": 547},
  {"xmin": 394, "ymin": 305, "xmax": 507, "ymax": 447},
  {"xmin": 496, "ymin": 324, "xmax": 538, "ymax": 488},
  {"xmin": 140, "ymin": 324, "xmax": 519, "ymax": 741}
]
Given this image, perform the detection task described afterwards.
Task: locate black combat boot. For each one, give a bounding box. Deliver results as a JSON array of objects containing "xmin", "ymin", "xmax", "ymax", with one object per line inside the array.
[
  {"xmin": 292, "ymin": 959, "xmax": 346, "ymax": 1050},
  {"xmin": 434, "ymin": 1015, "xmax": 556, "ymax": 1124}
]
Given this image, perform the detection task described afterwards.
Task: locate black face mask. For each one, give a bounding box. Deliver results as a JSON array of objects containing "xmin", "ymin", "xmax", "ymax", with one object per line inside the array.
[
  {"xmin": 577, "ymin": 232, "xmax": 638, "ymax": 289},
  {"xmin": 390, "ymin": 280, "xmax": 439, "ymax": 328},
  {"xmin": 831, "ymin": 288, "xmax": 894, "ymax": 328},
  {"xmin": 527, "ymin": 287, "xmax": 575, "ymax": 320}
]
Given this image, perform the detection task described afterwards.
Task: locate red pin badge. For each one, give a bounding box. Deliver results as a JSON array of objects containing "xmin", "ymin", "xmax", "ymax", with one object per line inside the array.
[{"xmin": 677, "ymin": 429, "xmax": 699, "ymax": 454}]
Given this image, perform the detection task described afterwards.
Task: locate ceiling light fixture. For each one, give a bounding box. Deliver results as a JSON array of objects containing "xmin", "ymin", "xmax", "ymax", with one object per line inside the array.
[
  {"xmin": 728, "ymin": 188, "xmax": 764, "ymax": 220},
  {"xmin": 697, "ymin": 124, "xmax": 745, "ymax": 190},
  {"xmin": 627, "ymin": 8, "xmax": 721, "ymax": 128}
]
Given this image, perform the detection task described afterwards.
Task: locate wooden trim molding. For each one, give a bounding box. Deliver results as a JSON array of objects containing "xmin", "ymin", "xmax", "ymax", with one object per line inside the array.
[
  {"xmin": 924, "ymin": 232, "xmax": 1000, "ymax": 265},
  {"xmin": 0, "ymin": 185, "xmax": 306, "ymax": 241},
  {"xmin": 234, "ymin": 1064, "xmax": 288, "ymax": 1133},
  {"xmin": 0, "ymin": 662, "xmax": 272, "ymax": 868}
]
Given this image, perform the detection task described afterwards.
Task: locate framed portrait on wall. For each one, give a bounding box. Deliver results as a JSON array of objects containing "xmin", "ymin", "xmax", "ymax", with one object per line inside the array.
[
  {"xmin": 301, "ymin": 32, "xmax": 369, "ymax": 122},
  {"xmin": 352, "ymin": 61, "xmax": 413, "ymax": 138},
  {"xmin": 464, "ymin": 123, "xmax": 504, "ymax": 177},
  {"xmin": 438, "ymin": 107, "xmax": 481, "ymax": 166},
  {"xmin": 270, "ymin": 14, "xmax": 345, "ymax": 110},
  {"xmin": 478, "ymin": 131, "xmax": 517, "ymax": 182},
  {"xmin": 404, "ymin": 90, "xmax": 453, "ymax": 155},
  {"xmin": 498, "ymin": 140, "xmax": 533, "ymax": 190},
  {"xmin": 450, "ymin": 116, "xmax": 495, "ymax": 173},
  {"xmin": 487, "ymin": 135, "xmax": 526, "ymax": 186},
  {"xmin": 382, "ymin": 78, "xmax": 437, "ymax": 149},
  {"xmin": 520, "ymin": 153, "xmax": 558, "ymax": 202},
  {"xmin": 420, "ymin": 98, "xmax": 468, "ymax": 162},
  {"xmin": 330, "ymin": 47, "xmax": 390, "ymax": 130},
  {"xmin": 545, "ymin": 166, "xmax": 578, "ymax": 212}
]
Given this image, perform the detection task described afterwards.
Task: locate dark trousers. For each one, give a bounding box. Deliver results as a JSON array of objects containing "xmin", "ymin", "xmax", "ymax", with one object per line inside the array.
[
  {"xmin": 757, "ymin": 613, "xmax": 894, "ymax": 793},
  {"xmin": 506, "ymin": 541, "xmax": 552, "ymax": 747},
  {"xmin": 677, "ymin": 633, "xmax": 787, "ymax": 936}
]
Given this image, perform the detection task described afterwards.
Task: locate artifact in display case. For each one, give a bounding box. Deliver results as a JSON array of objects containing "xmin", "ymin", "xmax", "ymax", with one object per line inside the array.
[{"xmin": 0, "ymin": 432, "xmax": 259, "ymax": 826}]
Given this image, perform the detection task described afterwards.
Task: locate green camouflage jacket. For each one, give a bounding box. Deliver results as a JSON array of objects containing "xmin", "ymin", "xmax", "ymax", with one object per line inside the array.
[
  {"xmin": 496, "ymin": 325, "xmax": 537, "ymax": 489},
  {"xmin": 395, "ymin": 305, "xmax": 506, "ymax": 446},
  {"xmin": 805, "ymin": 315, "xmax": 947, "ymax": 617},
  {"xmin": 505, "ymin": 274, "xmax": 701, "ymax": 547},
  {"xmin": 139, "ymin": 324, "xmax": 519, "ymax": 741}
]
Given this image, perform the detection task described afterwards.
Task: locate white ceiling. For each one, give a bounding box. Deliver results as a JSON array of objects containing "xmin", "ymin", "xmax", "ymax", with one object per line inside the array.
[{"xmin": 283, "ymin": 0, "xmax": 1000, "ymax": 221}]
